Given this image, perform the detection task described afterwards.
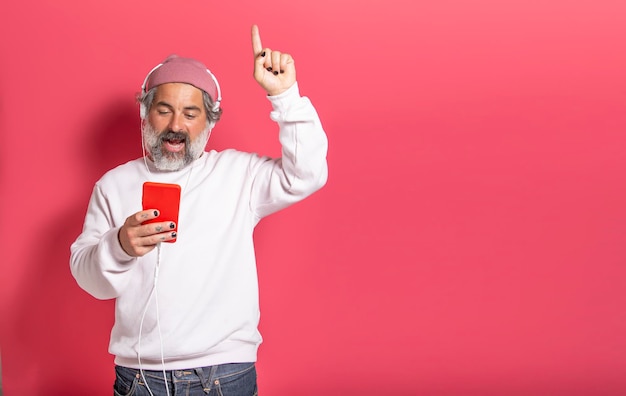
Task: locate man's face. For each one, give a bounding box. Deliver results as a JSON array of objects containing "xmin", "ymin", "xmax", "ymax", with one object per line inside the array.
[{"xmin": 143, "ymin": 82, "xmax": 210, "ymax": 171}]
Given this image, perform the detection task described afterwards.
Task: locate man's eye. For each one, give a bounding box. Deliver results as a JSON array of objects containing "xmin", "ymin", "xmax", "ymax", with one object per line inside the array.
[
  {"xmin": 157, "ymin": 110, "xmax": 171, "ymax": 115},
  {"xmin": 185, "ymin": 113, "xmax": 197, "ymax": 119}
]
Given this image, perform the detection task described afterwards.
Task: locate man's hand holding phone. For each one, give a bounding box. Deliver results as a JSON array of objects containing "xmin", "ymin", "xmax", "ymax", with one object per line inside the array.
[
  {"xmin": 118, "ymin": 210, "xmax": 177, "ymax": 257},
  {"xmin": 118, "ymin": 182, "xmax": 181, "ymax": 257}
]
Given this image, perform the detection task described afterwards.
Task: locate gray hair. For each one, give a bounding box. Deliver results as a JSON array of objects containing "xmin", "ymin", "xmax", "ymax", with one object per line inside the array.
[{"xmin": 138, "ymin": 86, "xmax": 222, "ymax": 125}]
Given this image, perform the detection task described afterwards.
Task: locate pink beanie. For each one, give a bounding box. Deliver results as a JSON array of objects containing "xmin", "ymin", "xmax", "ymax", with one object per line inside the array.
[{"xmin": 143, "ymin": 54, "xmax": 220, "ymax": 104}]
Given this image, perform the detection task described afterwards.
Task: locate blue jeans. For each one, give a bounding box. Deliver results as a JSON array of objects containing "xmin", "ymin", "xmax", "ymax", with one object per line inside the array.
[{"xmin": 113, "ymin": 363, "xmax": 257, "ymax": 396}]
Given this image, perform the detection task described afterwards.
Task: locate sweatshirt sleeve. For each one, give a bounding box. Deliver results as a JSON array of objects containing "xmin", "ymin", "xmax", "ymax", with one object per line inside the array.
[
  {"xmin": 70, "ymin": 184, "xmax": 138, "ymax": 300},
  {"xmin": 249, "ymin": 82, "xmax": 329, "ymax": 218}
]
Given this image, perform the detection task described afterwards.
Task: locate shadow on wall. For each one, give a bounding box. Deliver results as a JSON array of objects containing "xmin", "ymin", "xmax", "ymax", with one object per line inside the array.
[
  {"xmin": 83, "ymin": 99, "xmax": 144, "ymax": 180},
  {"xmin": 10, "ymin": 205, "xmax": 116, "ymax": 394},
  {"xmin": 7, "ymin": 99, "xmax": 147, "ymax": 395}
]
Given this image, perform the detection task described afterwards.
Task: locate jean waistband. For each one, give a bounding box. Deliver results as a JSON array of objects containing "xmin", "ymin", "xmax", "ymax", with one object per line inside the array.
[{"xmin": 117, "ymin": 362, "xmax": 255, "ymax": 384}]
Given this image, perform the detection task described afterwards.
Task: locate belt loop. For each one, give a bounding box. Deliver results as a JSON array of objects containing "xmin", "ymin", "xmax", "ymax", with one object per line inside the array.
[
  {"xmin": 209, "ymin": 364, "xmax": 219, "ymax": 386},
  {"xmin": 196, "ymin": 365, "xmax": 220, "ymax": 394},
  {"xmin": 208, "ymin": 364, "xmax": 219, "ymax": 383},
  {"xmin": 194, "ymin": 367, "xmax": 211, "ymax": 393}
]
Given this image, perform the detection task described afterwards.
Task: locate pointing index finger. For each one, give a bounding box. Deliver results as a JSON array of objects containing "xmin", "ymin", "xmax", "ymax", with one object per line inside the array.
[{"xmin": 251, "ymin": 24, "xmax": 263, "ymax": 57}]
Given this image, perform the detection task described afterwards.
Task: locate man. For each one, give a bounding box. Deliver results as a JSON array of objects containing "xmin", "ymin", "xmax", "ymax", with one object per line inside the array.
[{"xmin": 70, "ymin": 25, "xmax": 328, "ymax": 395}]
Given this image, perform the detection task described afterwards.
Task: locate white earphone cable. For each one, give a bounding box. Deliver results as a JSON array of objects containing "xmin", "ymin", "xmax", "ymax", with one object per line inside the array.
[{"xmin": 137, "ymin": 242, "xmax": 170, "ymax": 396}]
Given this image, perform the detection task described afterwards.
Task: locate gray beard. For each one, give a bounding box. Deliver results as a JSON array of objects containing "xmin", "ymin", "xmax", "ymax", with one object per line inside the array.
[{"xmin": 142, "ymin": 122, "xmax": 211, "ymax": 171}]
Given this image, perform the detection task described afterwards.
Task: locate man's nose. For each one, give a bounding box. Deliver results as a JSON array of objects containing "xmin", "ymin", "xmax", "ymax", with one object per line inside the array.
[{"xmin": 168, "ymin": 113, "xmax": 184, "ymax": 132}]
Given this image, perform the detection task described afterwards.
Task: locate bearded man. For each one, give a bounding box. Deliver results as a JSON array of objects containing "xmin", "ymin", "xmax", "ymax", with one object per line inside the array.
[{"xmin": 70, "ymin": 25, "xmax": 328, "ymax": 395}]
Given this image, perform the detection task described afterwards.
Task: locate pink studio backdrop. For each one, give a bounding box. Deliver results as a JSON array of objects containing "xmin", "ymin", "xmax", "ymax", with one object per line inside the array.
[{"xmin": 1, "ymin": 0, "xmax": 625, "ymax": 395}]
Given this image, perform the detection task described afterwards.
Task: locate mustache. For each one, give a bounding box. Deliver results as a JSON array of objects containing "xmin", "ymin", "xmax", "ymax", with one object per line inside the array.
[{"xmin": 160, "ymin": 130, "xmax": 189, "ymax": 142}]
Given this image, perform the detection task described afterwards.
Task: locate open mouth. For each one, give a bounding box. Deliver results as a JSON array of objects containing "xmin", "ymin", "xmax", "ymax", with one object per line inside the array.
[{"xmin": 161, "ymin": 132, "xmax": 187, "ymax": 153}]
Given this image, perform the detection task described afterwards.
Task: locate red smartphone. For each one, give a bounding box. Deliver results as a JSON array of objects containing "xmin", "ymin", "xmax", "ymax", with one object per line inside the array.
[{"xmin": 142, "ymin": 182, "xmax": 181, "ymax": 243}]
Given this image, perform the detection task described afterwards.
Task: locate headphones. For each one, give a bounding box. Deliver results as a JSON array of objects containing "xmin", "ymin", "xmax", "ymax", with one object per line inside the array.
[{"xmin": 139, "ymin": 63, "xmax": 222, "ymax": 120}]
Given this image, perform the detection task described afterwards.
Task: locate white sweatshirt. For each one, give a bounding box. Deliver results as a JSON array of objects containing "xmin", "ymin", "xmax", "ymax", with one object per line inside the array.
[{"xmin": 70, "ymin": 83, "xmax": 328, "ymax": 370}]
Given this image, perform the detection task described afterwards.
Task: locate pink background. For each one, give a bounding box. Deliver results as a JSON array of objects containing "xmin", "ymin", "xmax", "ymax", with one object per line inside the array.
[{"xmin": 1, "ymin": 0, "xmax": 625, "ymax": 395}]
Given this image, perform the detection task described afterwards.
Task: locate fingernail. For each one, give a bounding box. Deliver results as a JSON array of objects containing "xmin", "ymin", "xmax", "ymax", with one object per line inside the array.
[
  {"xmin": 273, "ymin": 71, "xmax": 278, "ymax": 75},
  {"xmin": 171, "ymin": 232, "xmax": 177, "ymax": 238},
  {"xmin": 153, "ymin": 210, "xmax": 159, "ymax": 217},
  {"xmin": 169, "ymin": 222, "xmax": 175, "ymax": 229},
  {"xmin": 261, "ymin": 51, "xmax": 265, "ymax": 57},
  {"xmin": 266, "ymin": 67, "xmax": 272, "ymax": 72}
]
